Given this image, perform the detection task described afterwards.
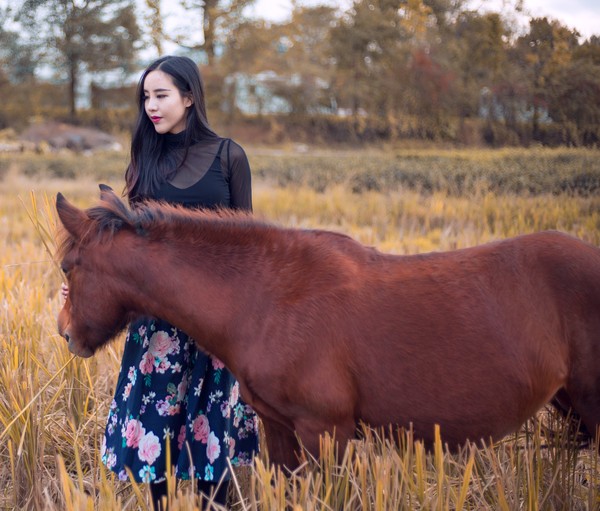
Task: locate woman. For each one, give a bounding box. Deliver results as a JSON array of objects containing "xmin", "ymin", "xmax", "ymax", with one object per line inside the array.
[{"xmin": 100, "ymin": 55, "xmax": 259, "ymax": 509}]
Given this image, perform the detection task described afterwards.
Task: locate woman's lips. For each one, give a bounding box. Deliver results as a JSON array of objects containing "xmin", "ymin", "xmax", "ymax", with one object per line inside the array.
[{"xmin": 150, "ymin": 116, "xmax": 161, "ymax": 123}]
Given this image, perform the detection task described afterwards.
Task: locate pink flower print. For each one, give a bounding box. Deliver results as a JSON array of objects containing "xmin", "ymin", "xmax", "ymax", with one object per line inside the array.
[
  {"xmin": 138, "ymin": 325, "xmax": 147, "ymax": 337},
  {"xmin": 177, "ymin": 379, "xmax": 188, "ymax": 401},
  {"xmin": 206, "ymin": 431, "xmax": 221, "ymax": 464},
  {"xmin": 192, "ymin": 414, "xmax": 210, "ymax": 443},
  {"xmin": 149, "ymin": 330, "xmax": 175, "ymax": 359},
  {"xmin": 122, "ymin": 382, "xmax": 133, "ymax": 401},
  {"xmin": 156, "ymin": 359, "xmax": 171, "ymax": 374},
  {"xmin": 105, "ymin": 451, "xmax": 117, "ymax": 470},
  {"xmin": 211, "ymin": 357, "xmax": 224, "ymax": 370},
  {"xmin": 233, "ymin": 404, "xmax": 243, "ymax": 428},
  {"xmin": 228, "ymin": 438, "xmax": 236, "ymax": 458},
  {"xmin": 125, "ymin": 419, "xmax": 146, "ymax": 448},
  {"xmin": 177, "ymin": 425, "xmax": 186, "ymax": 450},
  {"xmin": 138, "ymin": 431, "xmax": 161, "ymax": 465},
  {"xmin": 156, "ymin": 400, "xmax": 170, "ymax": 417},
  {"xmin": 229, "ymin": 382, "xmax": 239, "ymax": 407},
  {"xmin": 139, "ymin": 351, "xmax": 154, "ymax": 375},
  {"xmin": 220, "ymin": 401, "xmax": 231, "ymax": 419}
]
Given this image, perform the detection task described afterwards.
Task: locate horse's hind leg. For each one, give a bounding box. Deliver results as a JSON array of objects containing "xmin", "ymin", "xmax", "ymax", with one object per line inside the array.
[
  {"xmin": 571, "ymin": 397, "xmax": 600, "ymax": 443},
  {"xmin": 550, "ymin": 388, "xmax": 591, "ymax": 444},
  {"xmin": 563, "ymin": 375, "xmax": 600, "ymax": 445}
]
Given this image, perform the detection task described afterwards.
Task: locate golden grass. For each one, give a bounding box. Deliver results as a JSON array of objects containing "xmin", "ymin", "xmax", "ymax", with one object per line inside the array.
[{"xmin": 1, "ymin": 148, "xmax": 599, "ymax": 509}]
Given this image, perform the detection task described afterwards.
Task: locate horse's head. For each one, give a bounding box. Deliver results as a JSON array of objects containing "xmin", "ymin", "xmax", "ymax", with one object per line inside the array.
[{"xmin": 56, "ymin": 185, "xmax": 132, "ymax": 358}]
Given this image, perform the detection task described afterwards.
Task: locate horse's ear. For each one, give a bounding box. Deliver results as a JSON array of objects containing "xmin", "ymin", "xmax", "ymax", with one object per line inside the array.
[
  {"xmin": 99, "ymin": 183, "xmax": 114, "ymax": 199},
  {"xmin": 98, "ymin": 183, "xmax": 130, "ymax": 218},
  {"xmin": 56, "ymin": 192, "xmax": 88, "ymax": 240}
]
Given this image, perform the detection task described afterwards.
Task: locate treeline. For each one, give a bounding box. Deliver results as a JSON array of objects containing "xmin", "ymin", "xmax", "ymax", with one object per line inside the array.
[{"xmin": 1, "ymin": 0, "xmax": 599, "ymax": 147}]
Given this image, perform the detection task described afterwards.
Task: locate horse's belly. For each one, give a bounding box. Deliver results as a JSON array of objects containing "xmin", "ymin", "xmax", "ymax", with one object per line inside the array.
[{"xmin": 354, "ymin": 363, "xmax": 563, "ymax": 445}]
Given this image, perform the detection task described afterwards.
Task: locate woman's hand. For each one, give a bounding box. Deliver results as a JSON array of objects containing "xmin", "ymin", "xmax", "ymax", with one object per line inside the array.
[{"xmin": 61, "ymin": 282, "xmax": 69, "ymax": 302}]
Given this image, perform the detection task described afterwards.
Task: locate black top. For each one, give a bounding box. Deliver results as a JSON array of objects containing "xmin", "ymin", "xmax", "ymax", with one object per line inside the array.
[{"xmin": 152, "ymin": 132, "xmax": 252, "ymax": 211}]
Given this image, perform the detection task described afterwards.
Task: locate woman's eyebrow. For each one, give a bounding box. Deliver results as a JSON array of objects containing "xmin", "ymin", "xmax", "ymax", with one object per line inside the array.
[{"xmin": 143, "ymin": 87, "xmax": 172, "ymax": 93}]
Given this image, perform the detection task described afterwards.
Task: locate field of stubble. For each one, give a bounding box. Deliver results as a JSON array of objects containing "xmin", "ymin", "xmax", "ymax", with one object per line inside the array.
[{"xmin": 1, "ymin": 146, "xmax": 599, "ymax": 510}]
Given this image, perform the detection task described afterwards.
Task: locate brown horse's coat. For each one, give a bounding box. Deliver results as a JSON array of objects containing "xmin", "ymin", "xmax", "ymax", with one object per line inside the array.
[{"xmin": 56, "ymin": 186, "xmax": 600, "ymax": 468}]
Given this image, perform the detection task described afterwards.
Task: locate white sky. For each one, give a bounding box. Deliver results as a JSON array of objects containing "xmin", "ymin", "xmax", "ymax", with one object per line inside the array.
[{"xmin": 475, "ymin": 0, "xmax": 600, "ymax": 39}]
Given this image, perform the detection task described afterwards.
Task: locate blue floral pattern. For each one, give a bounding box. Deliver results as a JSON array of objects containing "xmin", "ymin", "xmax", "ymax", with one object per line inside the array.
[{"xmin": 102, "ymin": 318, "xmax": 259, "ymax": 483}]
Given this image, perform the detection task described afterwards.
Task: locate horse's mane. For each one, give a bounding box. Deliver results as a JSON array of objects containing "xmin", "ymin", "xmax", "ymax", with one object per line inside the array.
[
  {"xmin": 57, "ymin": 186, "xmax": 372, "ymax": 272},
  {"xmin": 58, "ymin": 189, "xmax": 262, "ymax": 261}
]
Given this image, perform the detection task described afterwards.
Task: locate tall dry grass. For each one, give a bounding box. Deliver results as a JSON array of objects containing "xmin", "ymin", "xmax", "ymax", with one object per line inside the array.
[{"xmin": 0, "ymin": 147, "xmax": 599, "ymax": 510}]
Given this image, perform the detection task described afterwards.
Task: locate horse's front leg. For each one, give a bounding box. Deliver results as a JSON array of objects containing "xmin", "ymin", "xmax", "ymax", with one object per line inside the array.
[
  {"xmin": 294, "ymin": 416, "xmax": 356, "ymax": 466},
  {"xmin": 261, "ymin": 418, "xmax": 302, "ymax": 471}
]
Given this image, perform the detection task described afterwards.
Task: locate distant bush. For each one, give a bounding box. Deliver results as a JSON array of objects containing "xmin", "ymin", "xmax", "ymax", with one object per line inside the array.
[
  {"xmin": 251, "ymin": 148, "xmax": 600, "ymax": 197},
  {"xmin": 218, "ymin": 114, "xmax": 600, "ymax": 148},
  {"xmin": 3, "ymin": 147, "xmax": 599, "ymax": 197},
  {"xmin": 3, "ymin": 151, "xmax": 128, "ymax": 182}
]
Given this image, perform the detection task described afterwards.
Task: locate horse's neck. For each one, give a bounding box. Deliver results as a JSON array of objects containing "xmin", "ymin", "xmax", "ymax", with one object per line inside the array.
[{"xmin": 117, "ymin": 235, "xmax": 244, "ymax": 366}]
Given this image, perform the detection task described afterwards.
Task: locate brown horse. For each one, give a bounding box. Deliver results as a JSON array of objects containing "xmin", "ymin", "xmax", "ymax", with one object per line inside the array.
[{"xmin": 56, "ymin": 185, "xmax": 600, "ymax": 469}]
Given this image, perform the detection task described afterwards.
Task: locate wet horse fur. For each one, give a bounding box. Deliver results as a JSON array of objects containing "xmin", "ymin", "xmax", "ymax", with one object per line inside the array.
[{"xmin": 56, "ymin": 186, "xmax": 600, "ymax": 468}]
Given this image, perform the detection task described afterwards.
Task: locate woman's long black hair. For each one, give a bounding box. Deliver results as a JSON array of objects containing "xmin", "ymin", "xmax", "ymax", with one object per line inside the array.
[{"xmin": 124, "ymin": 55, "xmax": 219, "ymax": 204}]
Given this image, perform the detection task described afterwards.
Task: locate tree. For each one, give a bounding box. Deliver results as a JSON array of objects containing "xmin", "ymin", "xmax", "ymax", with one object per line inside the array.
[
  {"xmin": 18, "ymin": 0, "xmax": 141, "ymax": 119},
  {"xmin": 0, "ymin": 7, "xmax": 37, "ymax": 85},
  {"xmin": 145, "ymin": 0, "xmax": 165, "ymax": 56},
  {"xmin": 444, "ymin": 11, "xmax": 508, "ymax": 124},
  {"xmin": 330, "ymin": 0, "xmax": 463, "ymax": 138},
  {"xmin": 548, "ymin": 37, "xmax": 600, "ymax": 144},
  {"xmin": 330, "ymin": 0, "xmax": 416, "ymax": 119},
  {"xmin": 515, "ymin": 17, "xmax": 579, "ymax": 138},
  {"xmin": 216, "ymin": 18, "xmax": 284, "ymax": 117},
  {"xmin": 171, "ymin": 0, "xmax": 256, "ymax": 65},
  {"xmin": 574, "ymin": 35, "xmax": 600, "ymax": 66},
  {"xmin": 262, "ymin": 5, "xmax": 338, "ymax": 115},
  {"xmin": 547, "ymin": 61, "xmax": 600, "ymax": 138}
]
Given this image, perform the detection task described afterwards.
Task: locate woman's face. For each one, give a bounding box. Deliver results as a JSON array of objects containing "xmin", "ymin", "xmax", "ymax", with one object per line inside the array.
[{"xmin": 143, "ymin": 70, "xmax": 193, "ymax": 135}]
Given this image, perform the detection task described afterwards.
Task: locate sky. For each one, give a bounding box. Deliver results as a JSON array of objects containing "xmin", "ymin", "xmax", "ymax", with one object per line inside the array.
[{"xmin": 245, "ymin": 0, "xmax": 600, "ymax": 39}]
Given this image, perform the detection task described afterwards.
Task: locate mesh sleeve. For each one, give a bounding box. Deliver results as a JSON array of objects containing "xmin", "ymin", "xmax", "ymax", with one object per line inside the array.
[{"xmin": 224, "ymin": 139, "xmax": 253, "ymax": 212}]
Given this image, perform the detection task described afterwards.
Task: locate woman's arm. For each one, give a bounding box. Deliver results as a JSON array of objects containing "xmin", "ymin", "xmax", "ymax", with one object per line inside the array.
[{"xmin": 225, "ymin": 139, "xmax": 252, "ymax": 212}]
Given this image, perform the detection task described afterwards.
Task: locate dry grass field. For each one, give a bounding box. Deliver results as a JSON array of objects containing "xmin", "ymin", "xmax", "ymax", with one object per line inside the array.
[{"xmin": 1, "ymin": 146, "xmax": 599, "ymax": 510}]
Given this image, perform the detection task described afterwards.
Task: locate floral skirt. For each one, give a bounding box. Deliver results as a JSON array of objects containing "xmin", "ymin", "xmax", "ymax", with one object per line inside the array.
[{"xmin": 101, "ymin": 318, "xmax": 259, "ymax": 483}]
